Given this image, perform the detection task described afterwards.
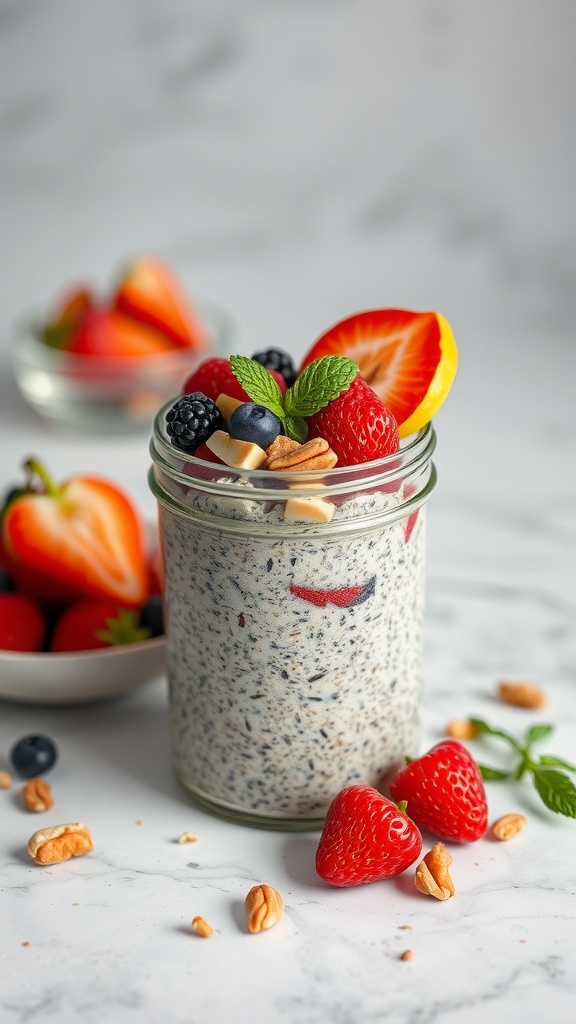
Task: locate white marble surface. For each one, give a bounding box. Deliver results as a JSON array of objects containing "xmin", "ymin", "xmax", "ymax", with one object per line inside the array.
[{"xmin": 1, "ymin": 2, "xmax": 576, "ymax": 1022}]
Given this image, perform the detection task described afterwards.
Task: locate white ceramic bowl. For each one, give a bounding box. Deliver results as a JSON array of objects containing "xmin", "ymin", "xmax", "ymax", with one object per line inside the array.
[
  {"xmin": 12, "ymin": 298, "xmax": 233, "ymax": 434},
  {"xmin": 0, "ymin": 635, "xmax": 166, "ymax": 705}
]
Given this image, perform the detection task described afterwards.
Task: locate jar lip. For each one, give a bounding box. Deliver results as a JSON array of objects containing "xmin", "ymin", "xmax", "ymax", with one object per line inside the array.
[{"xmin": 150, "ymin": 397, "xmax": 436, "ymax": 492}]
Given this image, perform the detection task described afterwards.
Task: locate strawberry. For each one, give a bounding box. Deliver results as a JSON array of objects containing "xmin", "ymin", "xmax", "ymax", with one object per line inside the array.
[
  {"xmin": 389, "ymin": 740, "xmax": 488, "ymax": 843},
  {"xmin": 306, "ymin": 375, "xmax": 399, "ymax": 466},
  {"xmin": 67, "ymin": 309, "xmax": 174, "ymax": 358},
  {"xmin": 315, "ymin": 785, "xmax": 423, "ymax": 886},
  {"xmin": 0, "ymin": 593, "xmax": 47, "ymax": 652},
  {"xmin": 0, "ymin": 533, "xmax": 83, "ymax": 607},
  {"xmin": 50, "ymin": 602, "xmax": 152, "ymax": 653},
  {"xmin": 182, "ymin": 357, "xmax": 286, "ymax": 402},
  {"xmin": 113, "ymin": 257, "xmax": 206, "ymax": 350},
  {"xmin": 42, "ymin": 285, "xmax": 94, "ymax": 350},
  {"xmin": 2, "ymin": 459, "xmax": 148, "ymax": 607},
  {"xmin": 289, "ymin": 576, "xmax": 375, "ymax": 608}
]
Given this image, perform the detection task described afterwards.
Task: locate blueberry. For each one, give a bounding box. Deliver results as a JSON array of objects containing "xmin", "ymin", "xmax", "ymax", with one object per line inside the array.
[
  {"xmin": 140, "ymin": 595, "xmax": 164, "ymax": 637},
  {"xmin": 10, "ymin": 734, "xmax": 58, "ymax": 778},
  {"xmin": 228, "ymin": 403, "xmax": 282, "ymax": 450}
]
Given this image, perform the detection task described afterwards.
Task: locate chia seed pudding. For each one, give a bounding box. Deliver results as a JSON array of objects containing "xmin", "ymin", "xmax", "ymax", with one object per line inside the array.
[{"xmin": 150, "ymin": 413, "xmax": 437, "ymax": 829}]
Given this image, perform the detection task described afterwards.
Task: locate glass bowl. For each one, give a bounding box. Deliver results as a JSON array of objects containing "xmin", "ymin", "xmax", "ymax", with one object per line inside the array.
[{"xmin": 12, "ymin": 299, "xmax": 233, "ymax": 435}]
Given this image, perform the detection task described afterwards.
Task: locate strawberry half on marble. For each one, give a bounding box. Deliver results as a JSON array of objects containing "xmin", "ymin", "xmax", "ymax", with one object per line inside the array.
[{"xmin": 1, "ymin": 459, "xmax": 148, "ymax": 607}]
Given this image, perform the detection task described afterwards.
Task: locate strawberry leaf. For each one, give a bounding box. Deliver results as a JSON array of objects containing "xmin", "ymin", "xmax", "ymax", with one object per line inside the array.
[
  {"xmin": 229, "ymin": 356, "xmax": 285, "ymax": 419},
  {"xmin": 478, "ymin": 764, "xmax": 511, "ymax": 781},
  {"xmin": 525, "ymin": 724, "xmax": 554, "ymax": 745},
  {"xmin": 284, "ymin": 356, "xmax": 358, "ymax": 418},
  {"xmin": 538, "ymin": 754, "xmax": 576, "ymax": 773},
  {"xmin": 531, "ymin": 768, "xmax": 576, "ymax": 818}
]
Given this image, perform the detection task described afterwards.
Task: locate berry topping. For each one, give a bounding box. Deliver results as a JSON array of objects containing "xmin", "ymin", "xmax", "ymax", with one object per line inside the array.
[
  {"xmin": 389, "ymin": 740, "xmax": 488, "ymax": 843},
  {"xmin": 10, "ymin": 735, "xmax": 58, "ymax": 778},
  {"xmin": 0, "ymin": 593, "xmax": 46, "ymax": 652},
  {"xmin": 315, "ymin": 785, "xmax": 423, "ymax": 886},
  {"xmin": 228, "ymin": 403, "xmax": 283, "ymax": 450},
  {"xmin": 306, "ymin": 375, "xmax": 399, "ymax": 466},
  {"xmin": 300, "ymin": 308, "xmax": 458, "ymax": 438},
  {"xmin": 251, "ymin": 348, "xmax": 297, "ymax": 387},
  {"xmin": 182, "ymin": 357, "xmax": 286, "ymax": 403},
  {"xmin": 166, "ymin": 393, "xmax": 223, "ymax": 453}
]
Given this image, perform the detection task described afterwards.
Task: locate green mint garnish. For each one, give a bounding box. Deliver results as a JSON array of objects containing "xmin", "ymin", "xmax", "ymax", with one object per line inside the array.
[
  {"xmin": 468, "ymin": 717, "xmax": 576, "ymax": 819},
  {"xmin": 230, "ymin": 354, "xmax": 358, "ymax": 442}
]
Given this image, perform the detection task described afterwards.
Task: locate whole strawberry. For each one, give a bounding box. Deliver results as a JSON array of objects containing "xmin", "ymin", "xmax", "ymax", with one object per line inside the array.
[
  {"xmin": 50, "ymin": 602, "xmax": 152, "ymax": 653},
  {"xmin": 389, "ymin": 740, "xmax": 488, "ymax": 843},
  {"xmin": 306, "ymin": 375, "xmax": 399, "ymax": 466},
  {"xmin": 315, "ymin": 785, "xmax": 423, "ymax": 886},
  {"xmin": 182, "ymin": 357, "xmax": 286, "ymax": 402},
  {"xmin": 0, "ymin": 593, "xmax": 47, "ymax": 652}
]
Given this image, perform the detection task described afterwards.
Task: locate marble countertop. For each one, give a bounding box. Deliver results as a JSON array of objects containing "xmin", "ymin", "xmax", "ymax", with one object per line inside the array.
[{"xmin": 1, "ymin": 2, "xmax": 575, "ymax": 1022}]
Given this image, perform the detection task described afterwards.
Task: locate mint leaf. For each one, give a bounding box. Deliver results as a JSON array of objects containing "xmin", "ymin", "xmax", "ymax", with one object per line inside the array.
[
  {"xmin": 229, "ymin": 356, "xmax": 285, "ymax": 419},
  {"xmin": 478, "ymin": 764, "xmax": 511, "ymax": 781},
  {"xmin": 284, "ymin": 356, "xmax": 358, "ymax": 418},
  {"xmin": 284, "ymin": 415, "xmax": 308, "ymax": 443},
  {"xmin": 525, "ymin": 724, "xmax": 554, "ymax": 745},
  {"xmin": 532, "ymin": 769, "xmax": 576, "ymax": 818},
  {"xmin": 538, "ymin": 755, "xmax": 576, "ymax": 773}
]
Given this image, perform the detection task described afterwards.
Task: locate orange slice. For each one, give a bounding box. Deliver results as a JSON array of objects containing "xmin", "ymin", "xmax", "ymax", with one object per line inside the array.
[{"xmin": 300, "ymin": 308, "xmax": 458, "ymax": 437}]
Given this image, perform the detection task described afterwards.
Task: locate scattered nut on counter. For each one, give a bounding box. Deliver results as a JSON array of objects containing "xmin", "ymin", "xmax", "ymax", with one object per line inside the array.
[
  {"xmin": 414, "ymin": 842, "xmax": 455, "ymax": 900},
  {"xmin": 497, "ymin": 681, "xmax": 547, "ymax": 709},
  {"xmin": 27, "ymin": 823, "xmax": 93, "ymax": 865},
  {"xmin": 177, "ymin": 831, "xmax": 198, "ymax": 844},
  {"xmin": 492, "ymin": 813, "xmax": 528, "ymax": 841},
  {"xmin": 446, "ymin": 719, "xmax": 478, "ymax": 739},
  {"xmin": 245, "ymin": 883, "xmax": 283, "ymax": 933},
  {"xmin": 191, "ymin": 916, "xmax": 213, "ymax": 937},
  {"xmin": 400, "ymin": 949, "xmax": 414, "ymax": 961},
  {"xmin": 0, "ymin": 769, "xmax": 12, "ymax": 789},
  {"xmin": 23, "ymin": 778, "xmax": 54, "ymax": 812}
]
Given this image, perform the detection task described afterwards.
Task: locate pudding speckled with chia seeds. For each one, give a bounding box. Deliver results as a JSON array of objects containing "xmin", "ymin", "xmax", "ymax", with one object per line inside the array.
[{"xmin": 158, "ymin": 479, "xmax": 428, "ymax": 824}]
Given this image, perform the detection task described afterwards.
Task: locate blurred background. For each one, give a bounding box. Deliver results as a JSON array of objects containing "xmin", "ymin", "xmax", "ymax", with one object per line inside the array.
[{"xmin": 1, "ymin": 0, "xmax": 575, "ymax": 680}]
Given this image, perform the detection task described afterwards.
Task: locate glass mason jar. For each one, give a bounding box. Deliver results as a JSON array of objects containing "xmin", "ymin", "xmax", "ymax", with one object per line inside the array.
[{"xmin": 149, "ymin": 408, "xmax": 437, "ymax": 830}]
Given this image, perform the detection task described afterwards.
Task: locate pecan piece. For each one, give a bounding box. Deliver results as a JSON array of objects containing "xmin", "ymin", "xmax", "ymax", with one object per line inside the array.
[
  {"xmin": 446, "ymin": 719, "xmax": 478, "ymax": 740},
  {"xmin": 414, "ymin": 842, "xmax": 455, "ymax": 900},
  {"xmin": 492, "ymin": 813, "xmax": 527, "ymax": 841},
  {"xmin": 191, "ymin": 915, "xmax": 213, "ymax": 937},
  {"xmin": 23, "ymin": 778, "xmax": 54, "ymax": 813},
  {"xmin": 265, "ymin": 436, "xmax": 302, "ymax": 463},
  {"xmin": 28, "ymin": 823, "xmax": 93, "ymax": 865},
  {"xmin": 497, "ymin": 681, "xmax": 547, "ymax": 708},
  {"xmin": 245, "ymin": 883, "xmax": 283, "ymax": 933},
  {"xmin": 266, "ymin": 437, "xmax": 337, "ymax": 471}
]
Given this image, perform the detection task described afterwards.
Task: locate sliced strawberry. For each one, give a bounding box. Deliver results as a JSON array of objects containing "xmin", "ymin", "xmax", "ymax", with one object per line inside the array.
[
  {"xmin": 50, "ymin": 602, "xmax": 151, "ymax": 653},
  {"xmin": 42, "ymin": 286, "xmax": 94, "ymax": 350},
  {"xmin": 316, "ymin": 785, "xmax": 423, "ymax": 886},
  {"xmin": 306, "ymin": 375, "xmax": 399, "ymax": 466},
  {"xmin": 113, "ymin": 257, "xmax": 206, "ymax": 350},
  {"xmin": 182, "ymin": 357, "xmax": 287, "ymax": 402},
  {"xmin": 301, "ymin": 309, "xmax": 456, "ymax": 433},
  {"xmin": 67, "ymin": 309, "xmax": 174, "ymax": 358},
  {"xmin": 290, "ymin": 576, "xmax": 375, "ymax": 608},
  {"xmin": 2, "ymin": 460, "xmax": 148, "ymax": 607},
  {"xmin": 0, "ymin": 593, "xmax": 47, "ymax": 652},
  {"xmin": 0, "ymin": 534, "xmax": 84, "ymax": 608}
]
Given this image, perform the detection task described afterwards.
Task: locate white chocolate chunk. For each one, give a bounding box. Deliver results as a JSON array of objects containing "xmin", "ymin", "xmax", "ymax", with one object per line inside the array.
[
  {"xmin": 216, "ymin": 393, "xmax": 243, "ymax": 421},
  {"xmin": 284, "ymin": 495, "xmax": 335, "ymax": 523},
  {"xmin": 206, "ymin": 430, "xmax": 267, "ymax": 469}
]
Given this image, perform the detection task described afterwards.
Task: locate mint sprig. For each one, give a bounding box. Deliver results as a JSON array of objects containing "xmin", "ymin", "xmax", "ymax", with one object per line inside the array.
[
  {"xmin": 230, "ymin": 354, "xmax": 358, "ymax": 442},
  {"xmin": 468, "ymin": 717, "xmax": 576, "ymax": 819}
]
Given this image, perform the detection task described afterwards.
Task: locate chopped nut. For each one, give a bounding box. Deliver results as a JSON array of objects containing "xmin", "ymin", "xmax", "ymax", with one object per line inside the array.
[
  {"xmin": 398, "ymin": 924, "xmax": 412, "ymax": 930},
  {"xmin": 215, "ymin": 393, "xmax": 243, "ymax": 421},
  {"xmin": 414, "ymin": 843, "xmax": 455, "ymax": 900},
  {"xmin": 267, "ymin": 436, "xmax": 337, "ymax": 472},
  {"xmin": 0, "ymin": 769, "xmax": 12, "ymax": 789},
  {"xmin": 23, "ymin": 778, "xmax": 54, "ymax": 813},
  {"xmin": 446, "ymin": 719, "xmax": 478, "ymax": 740},
  {"xmin": 265, "ymin": 436, "xmax": 302, "ymax": 463},
  {"xmin": 245, "ymin": 883, "xmax": 283, "ymax": 933},
  {"xmin": 27, "ymin": 823, "xmax": 93, "ymax": 865},
  {"xmin": 206, "ymin": 430, "xmax": 267, "ymax": 469},
  {"xmin": 284, "ymin": 495, "xmax": 335, "ymax": 523},
  {"xmin": 177, "ymin": 832, "xmax": 198, "ymax": 844},
  {"xmin": 492, "ymin": 813, "xmax": 527, "ymax": 841},
  {"xmin": 191, "ymin": 916, "xmax": 213, "ymax": 937},
  {"xmin": 497, "ymin": 681, "xmax": 547, "ymax": 709},
  {"xmin": 22, "ymin": 941, "xmax": 31, "ymax": 947},
  {"xmin": 400, "ymin": 949, "xmax": 413, "ymax": 961}
]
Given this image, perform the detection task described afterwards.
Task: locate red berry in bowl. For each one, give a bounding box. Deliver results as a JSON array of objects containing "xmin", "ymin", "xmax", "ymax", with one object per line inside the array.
[
  {"xmin": 306, "ymin": 375, "xmax": 399, "ymax": 466},
  {"xmin": 0, "ymin": 593, "xmax": 46, "ymax": 652},
  {"xmin": 50, "ymin": 602, "xmax": 152, "ymax": 653}
]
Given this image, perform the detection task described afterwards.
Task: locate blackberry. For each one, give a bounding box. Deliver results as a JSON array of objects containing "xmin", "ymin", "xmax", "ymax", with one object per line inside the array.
[
  {"xmin": 251, "ymin": 348, "xmax": 297, "ymax": 387},
  {"xmin": 165, "ymin": 393, "xmax": 223, "ymax": 453}
]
